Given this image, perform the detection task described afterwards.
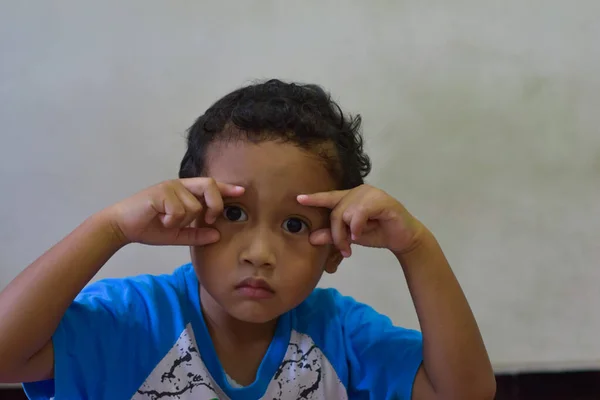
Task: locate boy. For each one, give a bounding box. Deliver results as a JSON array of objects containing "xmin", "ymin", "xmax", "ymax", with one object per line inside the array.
[{"xmin": 0, "ymin": 80, "xmax": 495, "ymax": 399}]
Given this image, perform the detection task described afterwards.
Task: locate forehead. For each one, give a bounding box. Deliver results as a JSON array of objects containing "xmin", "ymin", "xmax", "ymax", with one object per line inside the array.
[{"xmin": 205, "ymin": 140, "xmax": 337, "ymax": 197}]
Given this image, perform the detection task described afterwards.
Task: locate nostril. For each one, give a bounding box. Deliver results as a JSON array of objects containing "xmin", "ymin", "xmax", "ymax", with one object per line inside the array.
[{"xmin": 238, "ymin": 231, "xmax": 277, "ymax": 267}]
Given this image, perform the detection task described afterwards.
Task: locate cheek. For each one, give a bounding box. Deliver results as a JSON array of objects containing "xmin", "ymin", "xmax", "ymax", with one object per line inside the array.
[
  {"xmin": 290, "ymin": 236, "xmax": 330, "ymax": 260},
  {"xmin": 190, "ymin": 235, "xmax": 235, "ymax": 281},
  {"xmin": 282, "ymin": 239, "xmax": 330, "ymax": 278}
]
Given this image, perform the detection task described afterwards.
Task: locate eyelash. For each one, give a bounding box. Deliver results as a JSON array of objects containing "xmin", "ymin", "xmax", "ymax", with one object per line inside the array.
[
  {"xmin": 222, "ymin": 205, "xmax": 248, "ymax": 222},
  {"xmin": 221, "ymin": 206, "xmax": 310, "ymax": 234},
  {"xmin": 282, "ymin": 217, "xmax": 310, "ymax": 234}
]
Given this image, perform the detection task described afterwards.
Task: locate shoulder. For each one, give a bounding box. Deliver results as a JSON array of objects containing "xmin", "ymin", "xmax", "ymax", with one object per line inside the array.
[
  {"xmin": 292, "ymin": 287, "xmax": 393, "ymax": 362},
  {"xmin": 296, "ymin": 287, "xmax": 340, "ymax": 313},
  {"xmin": 295, "ymin": 288, "xmax": 423, "ymax": 398},
  {"xmin": 59, "ymin": 263, "xmax": 198, "ymax": 344},
  {"xmin": 75, "ymin": 263, "xmax": 194, "ymax": 312},
  {"xmin": 23, "ymin": 264, "xmax": 199, "ymax": 399},
  {"xmin": 296, "ymin": 287, "xmax": 381, "ymax": 323},
  {"xmin": 295, "ymin": 287, "xmax": 422, "ymax": 358}
]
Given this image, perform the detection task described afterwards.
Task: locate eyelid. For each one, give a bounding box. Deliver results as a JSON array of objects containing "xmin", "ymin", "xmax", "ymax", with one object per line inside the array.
[
  {"xmin": 284, "ymin": 216, "xmax": 312, "ymax": 233},
  {"xmin": 222, "ymin": 204, "xmax": 249, "ymax": 222},
  {"xmin": 292, "ymin": 214, "xmax": 312, "ymax": 228},
  {"xmin": 222, "ymin": 202, "xmax": 246, "ymax": 212}
]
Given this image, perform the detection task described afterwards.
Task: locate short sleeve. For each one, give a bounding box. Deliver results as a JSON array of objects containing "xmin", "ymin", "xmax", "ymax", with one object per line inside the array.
[
  {"xmin": 334, "ymin": 291, "xmax": 423, "ymax": 400},
  {"xmin": 22, "ymin": 276, "xmax": 161, "ymax": 399}
]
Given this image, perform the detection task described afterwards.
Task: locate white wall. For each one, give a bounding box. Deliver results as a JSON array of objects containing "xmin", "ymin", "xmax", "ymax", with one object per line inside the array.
[{"xmin": 1, "ymin": 1, "xmax": 599, "ymax": 373}]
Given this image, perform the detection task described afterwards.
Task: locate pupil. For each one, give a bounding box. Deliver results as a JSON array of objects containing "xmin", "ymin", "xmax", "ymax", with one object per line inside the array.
[
  {"xmin": 226, "ymin": 207, "xmax": 242, "ymax": 221},
  {"xmin": 287, "ymin": 219, "xmax": 303, "ymax": 233}
]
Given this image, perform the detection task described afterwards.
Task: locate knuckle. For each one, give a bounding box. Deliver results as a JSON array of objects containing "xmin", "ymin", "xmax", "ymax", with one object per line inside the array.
[
  {"xmin": 354, "ymin": 204, "xmax": 368, "ymax": 215},
  {"xmin": 333, "ymin": 223, "xmax": 347, "ymax": 237},
  {"xmin": 157, "ymin": 181, "xmax": 171, "ymax": 191},
  {"xmin": 373, "ymin": 187, "xmax": 387, "ymax": 197},
  {"xmin": 331, "ymin": 208, "xmax": 344, "ymax": 219},
  {"xmin": 170, "ymin": 204, "xmax": 185, "ymax": 216},
  {"xmin": 204, "ymin": 177, "xmax": 217, "ymax": 187},
  {"xmin": 342, "ymin": 209, "xmax": 354, "ymax": 220},
  {"xmin": 206, "ymin": 193, "xmax": 223, "ymax": 209},
  {"xmin": 159, "ymin": 180, "xmax": 180, "ymax": 194},
  {"xmin": 190, "ymin": 203, "xmax": 203, "ymax": 214},
  {"xmin": 162, "ymin": 215, "xmax": 175, "ymax": 226},
  {"xmin": 172, "ymin": 209, "xmax": 186, "ymax": 218},
  {"xmin": 211, "ymin": 202, "xmax": 224, "ymax": 213}
]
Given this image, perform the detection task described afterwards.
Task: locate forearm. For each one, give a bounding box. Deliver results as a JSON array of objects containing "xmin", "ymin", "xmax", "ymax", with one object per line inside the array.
[
  {"xmin": 395, "ymin": 229, "xmax": 495, "ymax": 399},
  {"xmin": 0, "ymin": 210, "xmax": 124, "ymax": 372}
]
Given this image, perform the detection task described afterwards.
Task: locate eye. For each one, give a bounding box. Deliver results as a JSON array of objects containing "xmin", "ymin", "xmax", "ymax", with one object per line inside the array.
[
  {"xmin": 223, "ymin": 206, "xmax": 248, "ymax": 222},
  {"xmin": 282, "ymin": 217, "xmax": 308, "ymax": 234}
]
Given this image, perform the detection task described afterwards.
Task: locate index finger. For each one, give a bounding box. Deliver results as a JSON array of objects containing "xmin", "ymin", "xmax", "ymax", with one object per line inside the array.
[
  {"xmin": 297, "ymin": 190, "xmax": 349, "ymax": 209},
  {"xmin": 180, "ymin": 177, "xmax": 245, "ymax": 198}
]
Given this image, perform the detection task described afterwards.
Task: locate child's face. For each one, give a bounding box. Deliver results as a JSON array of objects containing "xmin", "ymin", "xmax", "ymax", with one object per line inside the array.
[{"xmin": 190, "ymin": 139, "xmax": 341, "ymax": 323}]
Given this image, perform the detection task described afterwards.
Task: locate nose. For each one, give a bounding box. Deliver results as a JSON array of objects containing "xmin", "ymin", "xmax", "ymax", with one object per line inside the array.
[{"xmin": 239, "ymin": 227, "xmax": 277, "ymax": 268}]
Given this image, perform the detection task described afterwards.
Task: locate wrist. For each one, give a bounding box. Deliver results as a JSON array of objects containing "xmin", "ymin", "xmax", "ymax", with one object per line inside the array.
[
  {"xmin": 390, "ymin": 217, "xmax": 431, "ymax": 255},
  {"xmin": 392, "ymin": 227, "xmax": 441, "ymax": 269},
  {"xmin": 90, "ymin": 208, "xmax": 131, "ymax": 249}
]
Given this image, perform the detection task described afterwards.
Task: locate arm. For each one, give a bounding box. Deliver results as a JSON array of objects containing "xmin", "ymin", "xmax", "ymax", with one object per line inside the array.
[
  {"xmin": 0, "ymin": 178, "xmax": 243, "ymax": 383},
  {"xmin": 396, "ymin": 229, "xmax": 496, "ymax": 400},
  {"xmin": 0, "ymin": 211, "xmax": 124, "ymax": 382},
  {"xmin": 298, "ymin": 185, "xmax": 495, "ymax": 400}
]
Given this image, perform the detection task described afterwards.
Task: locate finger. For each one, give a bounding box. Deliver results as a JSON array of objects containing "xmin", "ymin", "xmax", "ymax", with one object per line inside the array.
[
  {"xmin": 174, "ymin": 187, "xmax": 204, "ymax": 228},
  {"xmin": 297, "ymin": 190, "xmax": 349, "ymax": 209},
  {"xmin": 330, "ymin": 208, "xmax": 351, "ymax": 257},
  {"xmin": 310, "ymin": 222, "xmax": 378, "ymax": 246},
  {"xmin": 347, "ymin": 207, "xmax": 369, "ymax": 241},
  {"xmin": 170, "ymin": 227, "xmax": 220, "ymax": 246},
  {"xmin": 158, "ymin": 190, "xmax": 187, "ymax": 229},
  {"xmin": 180, "ymin": 177, "xmax": 244, "ymax": 199},
  {"xmin": 358, "ymin": 220, "xmax": 379, "ymax": 235},
  {"xmin": 309, "ymin": 229, "xmax": 333, "ymax": 246},
  {"xmin": 202, "ymin": 182, "xmax": 225, "ymax": 224}
]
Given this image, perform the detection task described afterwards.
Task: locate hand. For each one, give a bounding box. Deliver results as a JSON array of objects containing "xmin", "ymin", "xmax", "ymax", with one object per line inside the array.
[
  {"xmin": 297, "ymin": 184, "xmax": 425, "ymax": 257},
  {"xmin": 104, "ymin": 178, "xmax": 244, "ymax": 246}
]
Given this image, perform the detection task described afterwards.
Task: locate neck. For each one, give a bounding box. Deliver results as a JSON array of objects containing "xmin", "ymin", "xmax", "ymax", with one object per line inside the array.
[{"xmin": 199, "ymin": 285, "xmax": 278, "ymax": 385}]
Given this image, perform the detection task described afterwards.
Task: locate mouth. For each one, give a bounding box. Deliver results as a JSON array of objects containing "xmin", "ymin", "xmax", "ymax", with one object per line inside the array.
[{"xmin": 235, "ymin": 277, "xmax": 275, "ymax": 299}]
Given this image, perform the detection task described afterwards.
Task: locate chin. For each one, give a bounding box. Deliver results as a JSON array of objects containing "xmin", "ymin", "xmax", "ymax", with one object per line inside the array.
[{"xmin": 229, "ymin": 304, "xmax": 285, "ymax": 324}]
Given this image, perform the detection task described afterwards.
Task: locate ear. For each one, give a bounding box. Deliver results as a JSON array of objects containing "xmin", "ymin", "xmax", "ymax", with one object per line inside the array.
[{"xmin": 324, "ymin": 248, "xmax": 343, "ymax": 274}]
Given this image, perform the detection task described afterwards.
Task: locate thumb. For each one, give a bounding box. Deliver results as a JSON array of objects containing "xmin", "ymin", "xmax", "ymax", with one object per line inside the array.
[
  {"xmin": 309, "ymin": 229, "xmax": 333, "ymax": 246},
  {"xmin": 171, "ymin": 227, "xmax": 220, "ymax": 246}
]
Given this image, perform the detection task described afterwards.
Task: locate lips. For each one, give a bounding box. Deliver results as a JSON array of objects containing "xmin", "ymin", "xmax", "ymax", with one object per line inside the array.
[
  {"xmin": 234, "ymin": 277, "xmax": 275, "ymax": 299},
  {"xmin": 235, "ymin": 277, "xmax": 275, "ymax": 292}
]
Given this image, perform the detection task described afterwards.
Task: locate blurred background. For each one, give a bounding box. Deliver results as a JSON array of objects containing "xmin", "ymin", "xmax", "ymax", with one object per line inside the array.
[{"xmin": 1, "ymin": 1, "xmax": 599, "ymax": 398}]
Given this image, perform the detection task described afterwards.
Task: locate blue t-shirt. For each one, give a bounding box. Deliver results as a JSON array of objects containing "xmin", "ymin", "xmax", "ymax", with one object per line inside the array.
[{"xmin": 23, "ymin": 263, "xmax": 423, "ymax": 399}]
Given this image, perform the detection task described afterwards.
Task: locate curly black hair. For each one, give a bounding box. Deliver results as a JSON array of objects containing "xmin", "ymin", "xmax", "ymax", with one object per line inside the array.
[{"xmin": 179, "ymin": 79, "xmax": 371, "ymax": 189}]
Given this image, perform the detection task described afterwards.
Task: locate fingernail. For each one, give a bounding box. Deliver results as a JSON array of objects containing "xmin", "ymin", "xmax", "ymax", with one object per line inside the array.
[
  {"xmin": 206, "ymin": 231, "xmax": 219, "ymax": 242},
  {"xmin": 199, "ymin": 230, "xmax": 219, "ymax": 244},
  {"xmin": 297, "ymin": 194, "xmax": 307, "ymax": 201},
  {"xmin": 351, "ymin": 233, "xmax": 357, "ymax": 241}
]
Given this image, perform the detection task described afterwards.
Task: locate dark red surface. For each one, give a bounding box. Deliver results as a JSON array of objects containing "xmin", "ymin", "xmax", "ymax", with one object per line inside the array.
[{"xmin": 2, "ymin": 371, "xmax": 600, "ymax": 399}]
